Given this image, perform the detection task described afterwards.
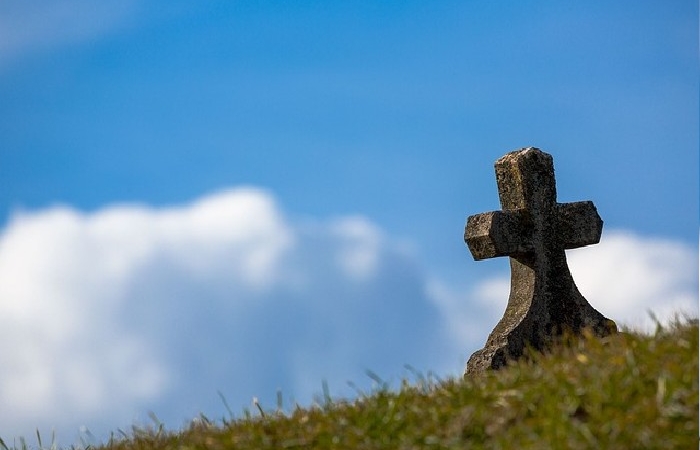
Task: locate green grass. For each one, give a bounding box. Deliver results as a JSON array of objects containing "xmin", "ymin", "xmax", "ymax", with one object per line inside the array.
[{"xmin": 4, "ymin": 318, "xmax": 698, "ymax": 449}]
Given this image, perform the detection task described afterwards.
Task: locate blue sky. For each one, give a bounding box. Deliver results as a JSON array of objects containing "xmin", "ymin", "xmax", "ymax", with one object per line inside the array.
[{"xmin": 0, "ymin": 0, "xmax": 697, "ymax": 445}]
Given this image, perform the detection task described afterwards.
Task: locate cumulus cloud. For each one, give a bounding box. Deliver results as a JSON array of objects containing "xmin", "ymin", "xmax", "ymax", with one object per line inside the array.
[
  {"xmin": 569, "ymin": 230, "xmax": 698, "ymax": 330},
  {"xmin": 431, "ymin": 230, "xmax": 699, "ymax": 355},
  {"xmin": 0, "ymin": 187, "xmax": 291, "ymax": 436},
  {"xmin": 0, "ymin": 188, "xmax": 444, "ymax": 443},
  {"xmin": 0, "ymin": 188, "xmax": 695, "ymax": 444}
]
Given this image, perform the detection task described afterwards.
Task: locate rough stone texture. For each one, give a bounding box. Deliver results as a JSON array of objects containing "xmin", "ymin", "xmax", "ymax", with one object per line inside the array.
[{"xmin": 464, "ymin": 147, "xmax": 617, "ymax": 376}]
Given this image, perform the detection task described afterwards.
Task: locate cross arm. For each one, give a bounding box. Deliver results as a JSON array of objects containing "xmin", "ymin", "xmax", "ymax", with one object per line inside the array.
[
  {"xmin": 464, "ymin": 210, "xmax": 533, "ymax": 260},
  {"xmin": 556, "ymin": 201, "xmax": 603, "ymax": 249}
]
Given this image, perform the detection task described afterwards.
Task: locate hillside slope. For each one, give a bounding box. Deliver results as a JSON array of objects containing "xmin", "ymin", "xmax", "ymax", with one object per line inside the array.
[{"xmin": 6, "ymin": 320, "xmax": 698, "ymax": 449}]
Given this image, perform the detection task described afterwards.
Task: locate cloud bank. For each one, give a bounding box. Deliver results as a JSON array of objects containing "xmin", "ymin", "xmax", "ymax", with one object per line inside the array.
[
  {"xmin": 0, "ymin": 188, "xmax": 445, "ymax": 442},
  {"xmin": 430, "ymin": 231, "xmax": 699, "ymax": 351},
  {"xmin": 0, "ymin": 187, "xmax": 696, "ymax": 443}
]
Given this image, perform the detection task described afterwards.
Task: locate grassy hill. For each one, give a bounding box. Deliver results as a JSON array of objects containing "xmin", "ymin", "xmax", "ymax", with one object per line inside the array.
[{"xmin": 5, "ymin": 319, "xmax": 698, "ymax": 449}]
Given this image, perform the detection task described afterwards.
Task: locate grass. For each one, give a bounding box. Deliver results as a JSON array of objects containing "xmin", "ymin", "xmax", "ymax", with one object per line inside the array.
[{"xmin": 3, "ymin": 318, "xmax": 698, "ymax": 449}]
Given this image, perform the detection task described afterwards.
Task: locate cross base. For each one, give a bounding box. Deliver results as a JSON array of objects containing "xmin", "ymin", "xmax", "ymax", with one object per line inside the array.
[{"xmin": 465, "ymin": 256, "xmax": 617, "ymax": 376}]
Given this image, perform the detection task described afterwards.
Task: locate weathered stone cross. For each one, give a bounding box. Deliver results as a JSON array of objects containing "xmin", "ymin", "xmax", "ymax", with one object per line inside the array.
[{"xmin": 464, "ymin": 147, "xmax": 617, "ymax": 376}]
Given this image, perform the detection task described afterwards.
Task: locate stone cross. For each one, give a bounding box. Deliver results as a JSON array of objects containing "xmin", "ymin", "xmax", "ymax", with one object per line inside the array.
[{"xmin": 464, "ymin": 147, "xmax": 617, "ymax": 376}]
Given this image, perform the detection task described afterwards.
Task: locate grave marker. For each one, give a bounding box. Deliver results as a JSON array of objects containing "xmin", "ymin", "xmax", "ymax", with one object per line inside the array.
[{"xmin": 464, "ymin": 147, "xmax": 617, "ymax": 376}]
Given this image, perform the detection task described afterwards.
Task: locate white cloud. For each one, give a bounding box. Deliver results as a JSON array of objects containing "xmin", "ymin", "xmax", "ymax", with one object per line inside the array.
[
  {"xmin": 0, "ymin": 189, "xmax": 695, "ymax": 445},
  {"xmin": 569, "ymin": 230, "xmax": 698, "ymax": 330},
  {"xmin": 0, "ymin": 188, "xmax": 443, "ymax": 444},
  {"xmin": 329, "ymin": 216, "xmax": 383, "ymax": 280},
  {"xmin": 0, "ymin": 0, "xmax": 140, "ymax": 70},
  {"xmin": 431, "ymin": 230, "xmax": 699, "ymax": 356},
  {"xmin": 0, "ymin": 188, "xmax": 294, "ymax": 439}
]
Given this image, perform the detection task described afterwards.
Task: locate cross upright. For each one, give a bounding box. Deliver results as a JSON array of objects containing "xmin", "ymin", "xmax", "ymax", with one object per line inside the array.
[{"xmin": 464, "ymin": 147, "xmax": 617, "ymax": 376}]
